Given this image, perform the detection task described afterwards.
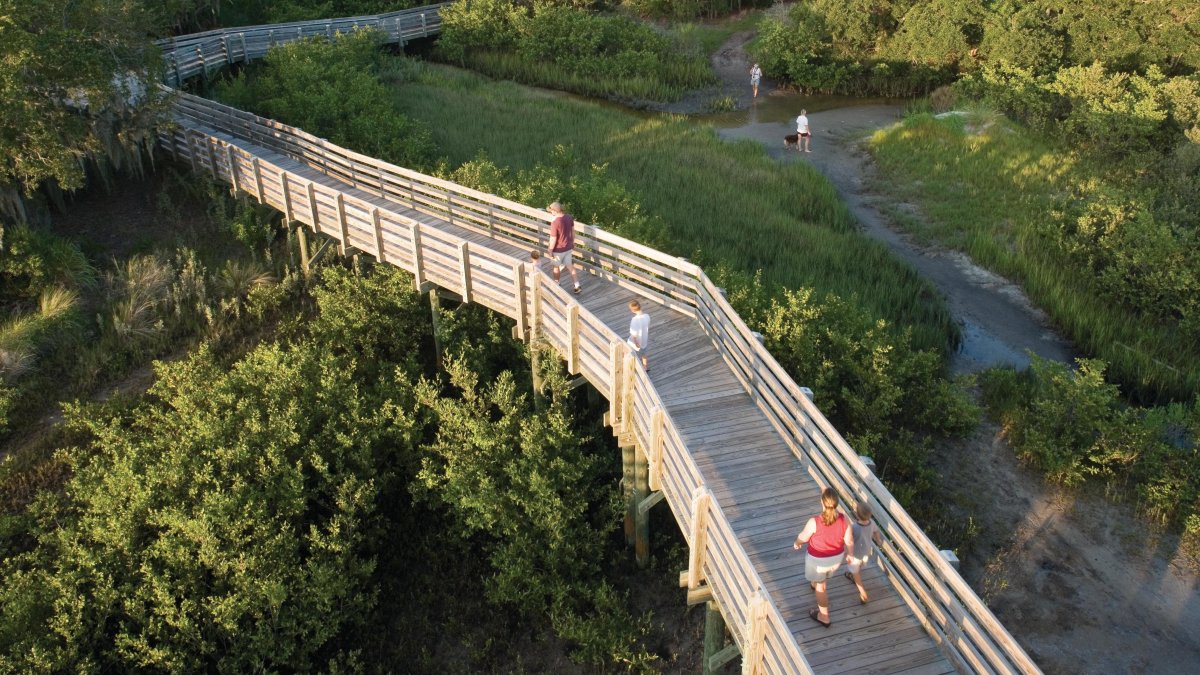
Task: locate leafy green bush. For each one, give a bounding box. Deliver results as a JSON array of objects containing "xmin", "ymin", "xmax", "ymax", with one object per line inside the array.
[
  {"xmin": 0, "ymin": 265, "xmax": 428, "ymax": 671},
  {"xmin": 981, "ymin": 358, "xmax": 1200, "ymax": 530},
  {"xmin": 437, "ymin": 1, "xmax": 714, "ymax": 102},
  {"xmin": 414, "ymin": 355, "xmax": 655, "ymax": 668},
  {"xmin": 216, "ymin": 31, "xmax": 435, "ymax": 170},
  {"xmin": 0, "ymin": 225, "xmax": 93, "ymax": 307}
]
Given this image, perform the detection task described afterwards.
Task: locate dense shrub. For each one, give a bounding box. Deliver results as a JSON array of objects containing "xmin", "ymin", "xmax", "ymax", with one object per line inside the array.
[
  {"xmin": 437, "ymin": 1, "xmax": 714, "ymax": 102},
  {"xmin": 751, "ymin": 0, "xmax": 1200, "ymax": 107},
  {"xmin": 216, "ymin": 31, "xmax": 435, "ymax": 170},
  {"xmin": 0, "ymin": 266, "xmax": 428, "ymax": 671},
  {"xmin": 620, "ymin": 0, "xmax": 774, "ymax": 21},
  {"xmin": 981, "ymin": 358, "xmax": 1200, "ymax": 532}
]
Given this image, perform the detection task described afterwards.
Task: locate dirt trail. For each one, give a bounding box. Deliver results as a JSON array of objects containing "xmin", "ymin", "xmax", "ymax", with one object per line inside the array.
[{"xmin": 700, "ymin": 31, "xmax": 1200, "ymax": 675}]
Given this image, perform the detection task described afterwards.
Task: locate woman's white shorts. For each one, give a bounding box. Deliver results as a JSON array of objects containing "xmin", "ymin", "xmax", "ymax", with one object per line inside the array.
[{"xmin": 805, "ymin": 552, "xmax": 844, "ymax": 583}]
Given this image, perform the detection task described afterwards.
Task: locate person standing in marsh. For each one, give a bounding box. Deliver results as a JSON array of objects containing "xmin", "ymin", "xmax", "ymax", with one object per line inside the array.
[
  {"xmin": 750, "ymin": 63, "xmax": 763, "ymax": 99},
  {"xmin": 796, "ymin": 109, "xmax": 811, "ymax": 153},
  {"xmin": 793, "ymin": 487, "xmax": 853, "ymax": 628},
  {"xmin": 628, "ymin": 300, "xmax": 650, "ymax": 371},
  {"xmin": 844, "ymin": 501, "xmax": 883, "ymax": 604},
  {"xmin": 547, "ymin": 201, "xmax": 581, "ymax": 294}
]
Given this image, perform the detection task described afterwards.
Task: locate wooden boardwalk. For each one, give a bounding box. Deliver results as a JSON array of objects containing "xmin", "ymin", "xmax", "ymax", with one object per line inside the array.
[{"xmin": 156, "ymin": 10, "xmax": 1040, "ymax": 674}]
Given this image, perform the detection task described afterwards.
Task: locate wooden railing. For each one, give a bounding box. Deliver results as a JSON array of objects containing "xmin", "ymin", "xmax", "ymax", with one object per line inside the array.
[
  {"xmin": 155, "ymin": 3, "xmax": 452, "ymax": 87},
  {"xmin": 157, "ymin": 12, "xmax": 1041, "ymax": 674}
]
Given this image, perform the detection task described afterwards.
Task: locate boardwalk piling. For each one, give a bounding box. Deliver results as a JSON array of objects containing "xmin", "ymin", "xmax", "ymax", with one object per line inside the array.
[
  {"xmin": 634, "ymin": 442, "xmax": 650, "ymax": 567},
  {"xmin": 622, "ymin": 442, "xmax": 636, "ymax": 546},
  {"xmin": 703, "ymin": 601, "xmax": 732, "ymax": 675}
]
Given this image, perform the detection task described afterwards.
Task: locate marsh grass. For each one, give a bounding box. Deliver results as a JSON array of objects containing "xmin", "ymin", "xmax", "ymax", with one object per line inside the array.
[
  {"xmin": 459, "ymin": 49, "xmax": 713, "ymax": 103},
  {"xmin": 390, "ymin": 61, "xmax": 956, "ymax": 352},
  {"xmin": 869, "ymin": 111, "xmax": 1199, "ymax": 400}
]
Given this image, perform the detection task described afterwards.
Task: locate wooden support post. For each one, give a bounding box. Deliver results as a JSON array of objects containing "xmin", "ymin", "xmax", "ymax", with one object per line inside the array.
[
  {"xmin": 296, "ymin": 224, "xmax": 310, "ymax": 276},
  {"xmin": 512, "ymin": 262, "xmax": 527, "ymax": 341},
  {"xmin": 649, "ymin": 407, "xmax": 665, "ymax": 491},
  {"xmin": 240, "ymin": 33, "xmax": 248, "ymax": 61},
  {"xmin": 251, "ymin": 158, "xmax": 264, "ymax": 203},
  {"xmin": 410, "ymin": 222, "xmax": 425, "ymax": 288},
  {"xmin": 205, "ymin": 139, "xmax": 219, "ymax": 180},
  {"xmin": 372, "ymin": 208, "xmax": 386, "ymax": 263},
  {"xmin": 634, "ymin": 441, "xmax": 650, "ymax": 568},
  {"xmin": 741, "ymin": 592, "xmax": 768, "ymax": 675},
  {"xmin": 226, "ymin": 145, "xmax": 240, "ymax": 195},
  {"xmin": 457, "ymin": 242, "xmax": 472, "ymax": 304},
  {"xmin": 608, "ymin": 341, "xmax": 621, "ymax": 429},
  {"xmin": 195, "ymin": 46, "xmax": 205, "ymax": 82},
  {"xmin": 530, "ymin": 338, "xmax": 545, "ymax": 411},
  {"xmin": 280, "ymin": 173, "xmax": 294, "ymax": 223},
  {"xmin": 703, "ymin": 601, "xmax": 729, "ymax": 675},
  {"xmin": 687, "ymin": 487, "xmax": 712, "ymax": 589},
  {"xmin": 566, "ymin": 305, "xmax": 579, "ymax": 374},
  {"xmin": 429, "ymin": 287, "xmax": 443, "ymax": 367},
  {"xmin": 622, "ymin": 442, "xmax": 636, "ymax": 547},
  {"xmin": 621, "ymin": 353, "xmax": 636, "ymax": 434},
  {"xmin": 172, "ymin": 53, "xmax": 183, "ymax": 87},
  {"xmin": 335, "ymin": 193, "xmax": 349, "ymax": 256},
  {"xmin": 186, "ymin": 133, "xmax": 199, "ymax": 173},
  {"xmin": 306, "ymin": 181, "xmax": 319, "ymax": 232}
]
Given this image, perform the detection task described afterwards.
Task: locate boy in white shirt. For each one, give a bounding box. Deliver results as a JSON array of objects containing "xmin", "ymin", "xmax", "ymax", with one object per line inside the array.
[{"xmin": 628, "ymin": 300, "xmax": 650, "ymax": 371}]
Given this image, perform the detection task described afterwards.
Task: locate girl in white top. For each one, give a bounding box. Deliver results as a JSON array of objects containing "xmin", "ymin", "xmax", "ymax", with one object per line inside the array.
[
  {"xmin": 845, "ymin": 501, "xmax": 883, "ymax": 604},
  {"xmin": 750, "ymin": 63, "xmax": 763, "ymax": 98},
  {"xmin": 628, "ymin": 300, "xmax": 650, "ymax": 370}
]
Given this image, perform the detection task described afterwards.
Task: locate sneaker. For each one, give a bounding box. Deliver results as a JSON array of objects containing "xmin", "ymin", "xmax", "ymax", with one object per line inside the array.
[{"xmin": 573, "ymin": 285, "xmax": 581, "ymax": 294}]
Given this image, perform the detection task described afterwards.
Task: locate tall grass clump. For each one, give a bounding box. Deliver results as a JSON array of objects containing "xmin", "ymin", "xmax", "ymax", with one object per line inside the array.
[
  {"xmin": 869, "ymin": 109, "xmax": 1200, "ymax": 402},
  {"xmin": 437, "ymin": 1, "xmax": 715, "ymax": 103}
]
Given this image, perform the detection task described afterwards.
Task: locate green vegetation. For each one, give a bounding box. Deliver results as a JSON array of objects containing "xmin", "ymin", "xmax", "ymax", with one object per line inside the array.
[
  {"xmin": 382, "ymin": 59, "xmax": 977, "ymax": 531},
  {"xmin": 0, "ymin": 0, "xmax": 174, "ymax": 219},
  {"xmin": 0, "ymin": 262, "xmax": 659, "ymax": 670},
  {"xmin": 620, "ymin": 0, "xmax": 773, "ymax": 21},
  {"xmin": 0, "ymin": 177, "xmax": 285, "ymax": 442},
  {"xmin": 437, "ymin": 0, "xmax": 714, "ymax": 102},
  {"xmin": 217, "ymin": 31, "xmax": 435, "ymax": 170},
  {"xmin": 868, "ymin": 109, "xmax": 1198, "ymax": 402},
  {"xmin": 219, "ymin": 0, "xmax": 433, "ymax": 26},
  {"xmin": 981, "ymin": 358, "xmax": 1200, "ymax": 537},
  {"xmin": 752, "ymin": 0, "xmax": 1198, "ymax": 97}
]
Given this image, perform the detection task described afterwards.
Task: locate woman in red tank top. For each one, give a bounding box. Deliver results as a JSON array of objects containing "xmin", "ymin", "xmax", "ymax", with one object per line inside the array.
[{"xmin": 793, "ymin": 487, "xmax": 854, "ymax": 627}]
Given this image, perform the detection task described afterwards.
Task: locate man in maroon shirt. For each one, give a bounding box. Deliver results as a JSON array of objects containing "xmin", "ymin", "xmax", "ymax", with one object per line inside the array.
[{"xmin": 547, "ymin": 201, "xmax": 581, "ymax": 294}]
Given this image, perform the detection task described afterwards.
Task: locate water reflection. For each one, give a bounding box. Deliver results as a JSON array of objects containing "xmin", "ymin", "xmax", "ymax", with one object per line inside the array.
[{"xmin": 694, "ymin": 92, "xmax": 907, "ymax": 128}]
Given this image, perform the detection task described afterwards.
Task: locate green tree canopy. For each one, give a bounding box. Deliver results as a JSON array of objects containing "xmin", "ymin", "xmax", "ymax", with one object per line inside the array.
[{"xmin": 0, "ymin": 0, "xmax": 172, "ymax": 218}]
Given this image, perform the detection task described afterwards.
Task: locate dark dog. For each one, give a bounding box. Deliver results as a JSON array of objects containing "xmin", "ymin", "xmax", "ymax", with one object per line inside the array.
[{"xmin": 784, "ymin": 133, "xmax": 799, "ymax": 149}]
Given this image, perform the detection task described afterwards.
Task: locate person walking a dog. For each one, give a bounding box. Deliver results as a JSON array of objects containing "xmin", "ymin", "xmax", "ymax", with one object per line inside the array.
[
  {"xmin": 796, "ymin": 109, "xmax": 812, "ymax": 153},
  {"xmin": 750, "ymin": 63, "xmax": 762, "ymax": 98},
  {"xmin": 547, "ymin": 201, "xmax": 581, "ymax": 294}
]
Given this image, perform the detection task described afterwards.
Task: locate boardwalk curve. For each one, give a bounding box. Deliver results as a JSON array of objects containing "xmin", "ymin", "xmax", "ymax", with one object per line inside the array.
[{"xmin": 155, "ymin": 8, "xmax": 1040, "ymax": 674}]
